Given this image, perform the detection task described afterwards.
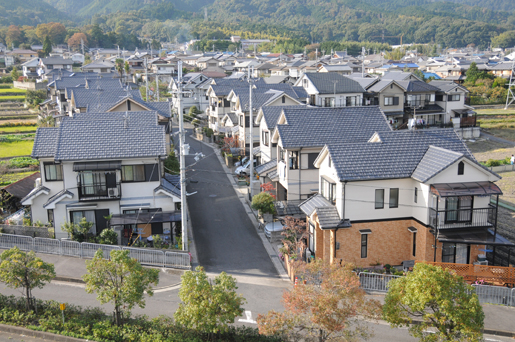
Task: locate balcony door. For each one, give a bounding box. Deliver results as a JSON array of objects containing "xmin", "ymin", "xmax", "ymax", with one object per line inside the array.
[{"xmin": 445, "ymin": 196, "xmax": 472, "ymax": 223}]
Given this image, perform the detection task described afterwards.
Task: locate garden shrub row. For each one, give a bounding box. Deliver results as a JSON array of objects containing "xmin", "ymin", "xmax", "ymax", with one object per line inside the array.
[
  {"xmin": 0, "ymin": 294, "xmax": 279, "ymax": 342},
  {"xmin": 0, "ymin": 134, "xmax": 35, "ymax": 142},
  {"xmin": 480, "ymin": 157, "xmax": 512, "ymax": 167},
  {"xmin": 0, "ymin": 96, "xmax": 25, "ymax": 102},
  {"xmin": 0, "ymin": 156, "xmax": 39, "ymax": 169}
]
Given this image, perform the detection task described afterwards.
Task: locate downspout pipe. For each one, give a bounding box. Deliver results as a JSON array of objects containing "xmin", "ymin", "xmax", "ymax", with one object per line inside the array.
[{"xmin": 334, "ymin": 181, "xmax": 347, "ymax": 260}]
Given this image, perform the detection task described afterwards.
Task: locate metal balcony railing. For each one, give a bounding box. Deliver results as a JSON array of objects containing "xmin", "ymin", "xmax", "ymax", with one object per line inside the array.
[
  {"xmin": 428, "ymin": 206, "xmax": 495, "ymax": 230},
  {"xmin": 78, "ymin": 183, "xmax": 121, "ymax": 201}
]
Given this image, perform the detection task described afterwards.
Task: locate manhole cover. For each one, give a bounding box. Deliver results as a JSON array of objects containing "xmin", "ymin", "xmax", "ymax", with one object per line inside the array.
[{"xmin": 209, "ymin": 194, "xmax": 217, "ymax": 197}]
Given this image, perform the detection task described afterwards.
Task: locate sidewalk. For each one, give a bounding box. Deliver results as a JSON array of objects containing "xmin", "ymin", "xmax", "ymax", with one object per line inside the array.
[{"xmin": 36, "ymin": 253, "xmax": 184, "ymax": 288}]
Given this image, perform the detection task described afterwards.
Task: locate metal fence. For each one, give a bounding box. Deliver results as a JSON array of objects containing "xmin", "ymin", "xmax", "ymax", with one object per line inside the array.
[
  {"xmin": 0, "ymin": 233, "xmax": 190, "ymax": 269},
  {"xmin": 359, "ymin": 272, "xmax": 515, "ymax": 307}
]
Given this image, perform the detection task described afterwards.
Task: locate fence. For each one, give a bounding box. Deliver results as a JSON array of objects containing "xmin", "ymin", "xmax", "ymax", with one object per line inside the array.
[
  {"xmin": 358, "ymin": 272, "xmax": 515, "ymax": 307},
  {"xmin": 0, "ymin": 234, "xmax": 190, "ymax": 269}
]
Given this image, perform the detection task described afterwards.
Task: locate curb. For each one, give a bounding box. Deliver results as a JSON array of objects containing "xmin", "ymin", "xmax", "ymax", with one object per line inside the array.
[
  {"xmin": 190, "ymin": 134, "xmax": 290, "ymax": 282},
  {"xmin": 53, "ymin": 276, "xmax": 85, "ymax": 284},
  {"xmin": 0, "ymin": 323, "xmax": 89, "ymax": 341}
]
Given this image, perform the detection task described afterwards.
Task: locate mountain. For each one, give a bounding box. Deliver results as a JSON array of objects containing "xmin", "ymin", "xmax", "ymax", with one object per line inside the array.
[
  {"xmin": 76, "ymin": 0, "xmax": 212, "ymax": 17},
  {"xmin": 0, "ymin": 0, "xmax": 71, "ymax": 26},
  {"xmin": 41, "ymin": 0, "xmax": 93, "ymax": 15}
]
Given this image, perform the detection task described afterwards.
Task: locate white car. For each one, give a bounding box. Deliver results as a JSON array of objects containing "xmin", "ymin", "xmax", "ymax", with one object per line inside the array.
[
  {"xmin": 234, "ymin": 159, "xmax": 256, "ymax": 176},
  {"xmin": 264, "ymin": 221, "xmax": 285, "ymax": 240},
  {"xmin": 234, "ymin": 156, "xmax": 249, "ymax": 167}
]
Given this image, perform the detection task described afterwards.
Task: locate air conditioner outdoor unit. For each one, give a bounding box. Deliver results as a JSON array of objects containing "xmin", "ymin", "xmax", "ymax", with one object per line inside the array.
[
  {"xmin": 476, "ymin": 260, "xmax": 488, "ymax": 265},
  {"xmin": 108, "ymin": 188, "xmax": 119, "ymax": 198}
]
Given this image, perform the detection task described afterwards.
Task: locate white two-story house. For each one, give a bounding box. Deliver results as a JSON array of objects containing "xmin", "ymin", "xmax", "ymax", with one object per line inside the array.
[
  {"xmin": 22, "ymin": 111, "xmax": 181, "ymax": 243},
  {"xmin": 299, "ymin": 129, "xmax": 511, "ymax": 267}
]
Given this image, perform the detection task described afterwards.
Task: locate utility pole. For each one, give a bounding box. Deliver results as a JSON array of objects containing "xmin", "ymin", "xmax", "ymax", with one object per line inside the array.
[
  {"xmin": 248, "ymin": 66, "xmax": 254, "ymax": 199},
  {"xmin": 362, "ymin": 47, "xmax": 366, "ymax": 78},
  {"xmin": 145, "ymin": 58, "xmax": 149, "ymax": 101},
  {"xmin": 177, "ymin": 61, "xmax": 188, "ymax": 251},
  {"xmin": 81, "ymin": 38, "xmax": 84, "ymax": 56},
  {"xmin": 156, "ymin": 74, "xmax": 159, "ymax": 102}
]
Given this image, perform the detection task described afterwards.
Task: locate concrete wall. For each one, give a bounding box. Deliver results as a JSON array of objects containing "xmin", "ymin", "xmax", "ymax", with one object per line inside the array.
[
  {"xmin": 454, "ymin": 127, "xmax": 480, "ymax": 139},
  {"xmin": 13, "ymin": 81, "xmax": 46, "ymax": 91}
]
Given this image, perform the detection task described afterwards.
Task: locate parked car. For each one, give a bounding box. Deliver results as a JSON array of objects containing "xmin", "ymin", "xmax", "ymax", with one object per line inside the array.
[
  {"xmin": 264, "ymin": 221, "xmax": 285, "ymax": 240},
  {"xmin": 234, "ymin": 156, "xmax": 249, "ymax": 167},
  {"xmin": 234, "ymin": 159, "xmax": 256, "ymax": 176}
]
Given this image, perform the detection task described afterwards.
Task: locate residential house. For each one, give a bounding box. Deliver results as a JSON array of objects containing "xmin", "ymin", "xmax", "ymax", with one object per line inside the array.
[
  {"xmin": 300, "ymin": 129, "xmax": 511, "ymax": 267},
  {"xmin": 38, "ymin": 57, "xmax": 74, "ymax": 75},
  {"xmin": 22, "ymin": 111, "xmax": 180, "ymax": 242},
  {"xmin": 294, "ymin": 72, "xmax": 365, "ymax": 107},
  {"xmin": 169, "ymin": 72, "xmax": 212, "ymax": 115},
  {"xmin": 261, "ymin": 106, "xmax": 392, "ymax": 201},
  {"xmin": 430, "ymin": 80, "xmax": 474, "ymax": 126},
  {"xmin": 6, "ymin": 49, "xmax": 38, "ymax": 64},
  {"xmin": 82, "ymin": 60, "xmax": 115, "ymax": 73},
  {"xmin": 21, "ymin": 58, "xmax": 40, "ymax": 79}
]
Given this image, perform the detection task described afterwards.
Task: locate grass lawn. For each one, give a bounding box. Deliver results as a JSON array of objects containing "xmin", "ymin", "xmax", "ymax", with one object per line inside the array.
[
  {"xmin": 0, "ymin": 140, "xmax": 34, "ymax": 158},
  {"xmin": 0, "ymin": 125, "xmax": 37, "ymax": 134},
  {"xmin": 475, "ymin": 109, "xmax": 515, "ymax": 116},
  {"xmin": 0, "ymin": 171, "xmax": 37, "ymax": 187}
]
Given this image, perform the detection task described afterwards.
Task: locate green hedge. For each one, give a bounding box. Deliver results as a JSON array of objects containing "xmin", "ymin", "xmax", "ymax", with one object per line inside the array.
[
  {"xmin": 0, "ymin": 156, "xmax": 39, "ymax": 168},
  {"xmin": 0, "ymin": 294, "xmax": 280, "ymax": 342},
  {"xmin": 480, "ymin": 157, "xmax": 511, "ymax": 167}
]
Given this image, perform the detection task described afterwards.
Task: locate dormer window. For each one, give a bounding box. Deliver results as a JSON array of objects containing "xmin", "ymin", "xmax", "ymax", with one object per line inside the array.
[{"xmin": 458, "ymin": 161, "xmax": 464, "ymax": 175}]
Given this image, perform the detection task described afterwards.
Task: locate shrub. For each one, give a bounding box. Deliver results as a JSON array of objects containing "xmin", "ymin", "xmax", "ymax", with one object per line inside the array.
[
  {"xmin": 98, "ymin": 228, "xmax": 118, "ymax": 245},
  {"xmin": 251, "ymin": 192, "xmax": 276, "ymax": 215},
  {"xmin": 486, "ymin": 159, "xmax": 501, "ymax": 167}
]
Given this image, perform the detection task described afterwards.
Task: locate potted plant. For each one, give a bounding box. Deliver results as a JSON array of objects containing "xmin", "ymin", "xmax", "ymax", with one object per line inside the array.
[{"xmin": 251, "ymin": 192, "xmax": 276, "ymax": 222}]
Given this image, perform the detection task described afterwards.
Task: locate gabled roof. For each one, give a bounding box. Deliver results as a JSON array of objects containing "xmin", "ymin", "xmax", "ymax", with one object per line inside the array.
[
  {"xmin": 299, "ymin": 194, "xmax": 347, "ymax": 229},
  {"xmin": 302, "ymin": 73, "xmax": 365, "ymax": 94},
  {"xmin": 2, "ymin": 172, "xmax": 40, "ymax": 199},
  {"xmin": 411, "ymin": 146, "xmax": 464, "ymax": 183},
  {"xmin": 323, "ymin": 129, "xmax": 490, "ymax": 182},
  {"xmin": 20, "ymin": 185, "xmax": 50, "ymax": 205},
  {"xmin": 428, "ymin": 80, "xmax": 469, "ymax": 93},
  {"xmin": 155, "ymin": 173, "xmax": 181, "ymax": 198},
  {"xmin": 255, "ymin": 159, "xmax": 277, "ymax": 175},
  {"xmin": 72, "ymin": 88, "xmax": 141, "ymax": 109},
  {"xmin": 276, "ymin": 106, "xmax": 391, "ymax": 148},
  {"xmin": 259, "ymin": 105, "xmax": 308, "ymax": 130},
  {"xmin": 43, "ymin": 189, "xmax": 73, "ymax": 209},
  {"xmin": 368, "ymin": 80, "xmax": 406, "ymax": 93},
  {"xmin": 396, "ymin": 80, "xmax": 440, "ymax": 93},
  {"xmin": 40, "ymin": 57, "xmax": 73, "ymax": 65},
  {"xmin": 32, "ymin": 111, "xmax": 166, "ymax": 161},
  {"xmin": 381, "ymin": 72, "xmax": 418, "ymax": 81}
]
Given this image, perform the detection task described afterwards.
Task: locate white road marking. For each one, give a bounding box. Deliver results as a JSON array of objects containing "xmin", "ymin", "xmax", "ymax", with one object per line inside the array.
[{"xmin": 238, "ymin": 310, "xmax": 257, "ymax": 324}]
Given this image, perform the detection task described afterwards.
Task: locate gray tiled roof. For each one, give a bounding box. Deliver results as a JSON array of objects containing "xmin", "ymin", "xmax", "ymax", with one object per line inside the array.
[
  {"xmin": 33, "ymin": 111, "xmax": 166, "ymax": 161},
  {"xmin": 43, "ymin": 189, "xmax": 73, "ymax": 208},
  {"xmin": 41, "ymin": 57, "xmax": 73, "ymax": 65},
  {"xmin": 368, "ymin": 80, "xmax": 405, "ymax": 93},
  {"xmin": 397, "ymin": 80, "xmax": 440, "ymax": 93},
  {"xmin": 277, "ymin": 106, "xmax": 391, "ymax": 149},
  {"xmin": 210, "ymin": 84, "xmax": 247, "ymax": 96},
  {"xmin": 225, "ymin": 113, "xmax": 238, "ymax": 125},
  {"xmin": 327, "ymin": 129, "xmax": 475, "ymax": 182},
  {"xmin": 267, "ymin": 169, "xmax": 278, "ymax": 181},
  {"xmin": 53, "ymin": 78, "xmax": 89, "ymax": 91},
  {"xmin": 72, "ymin": 88, "xmax": 141, "ymax": 109},
  {"xmin": 21, "ymin": 185, "xmax": 50, "ymax": 204},
  {"xmin": 349, "ymin": 77, "xmax": 379, "ymax": 90},
  {"xmin": 304, "ymin": 73, "xmax": 365, "ymax": 94},
  {"xmin": 428, "ymin": 80, "xmax": 468, "ymax": 93},
  {"xmin": 299, "ymin": 193, "xmax": 333, "ymax": 216},
  {"xmin": 156, "ymin": 173, "xmax": 181, "ymax": 198},
  {"xmin": 411, "ymin": 146, "xmax": 463, "ymax": 183},
  {"xmin": 381, "ymin": 72, "xmax": 414, "ymax": 81},
  {"xmin": 316, "ymin": 206, "xmax": 343, "ymax": 229},
  {"xmin": 32, "ymin": 128, "xmax": 59, "ymax": 158},
  {"xmin": 255, "ymin": 159, "xmax": 277, "ymax": 175},
  {"xmin": 261, "ymin": 105, "xmax": 307, "ymax": 130}
]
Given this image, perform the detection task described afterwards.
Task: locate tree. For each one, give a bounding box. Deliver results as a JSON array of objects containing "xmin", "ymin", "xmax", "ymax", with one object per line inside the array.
[
  {"xmin": 413, "ymin": 69, "xmax": 426, "ymax": 82},
  {"xmin": 0, "ymin": 247, "xmax": 55, "ymax": 311},
  {"xmin": 280, "ymin": 216, "xmax": 307, "ymax": 260},
  {"xmin": 251, "ymin": 192, "xmax": 276, "ymax": 215},
  {"xmin": 26, "ymin": 89, "xmax": 47, "ymax": 106},
  {"xmin": 61, "ymin": 217, "xmax": 93, "ymax": 242},
  {"xmin": 67, "ymin": 33, "xmax": 88, "ymax": 51},
  {"xmin": 98, "ymin": 228, "xmax": 118, "ymax": 245},
  {"xmin": 83, "ymin": 249, "xmax": 159, "ymax": 326},
  {"xmin": 174, "ymin": 266, "xmax": 245, "ymax": 336},
  {"xmin": 6, "ymin": 25, "xmax": 23, "ymax": 48},
  {"xmin": 151, "ymin": 38, "xmax": 161, "ymax": 50},
  {"xmin": 383, "ymin": 263, "xmax": 484, "ymax": 342},
  {"xmin": 115, "ymin": 58, "xmax": 124, "ymax": 78},
  {"xmin": 124, "ymin": 61, "xmax": 130, "ymax": 77},
  {"xmin": 257, "ymin": 259, "xmax": 381, "ymax": 341},
  {"xmin": 42, "ymin": 36, "xmax": 52, "ymax": 57},
  {"xmin": 10, "ymin": 67, "xmax": 19, "ymax": 82}
]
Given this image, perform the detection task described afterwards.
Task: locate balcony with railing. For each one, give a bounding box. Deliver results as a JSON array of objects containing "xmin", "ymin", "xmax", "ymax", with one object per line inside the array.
[
  {"xmin": 78, "ymin": 183, "xmax": 121, "ymax": 201},
  {"xmin": 428, "ymin": 205, "xmax": 496, "ymax": 230}
]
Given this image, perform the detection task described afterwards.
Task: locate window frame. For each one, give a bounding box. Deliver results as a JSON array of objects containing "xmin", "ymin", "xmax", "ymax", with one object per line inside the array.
[
  {"xmin": 306, "ymin": 153, "xmax": 318, "ymax": 170},
  {"xmin": 361, "ymin": 234, "xmax": 368, "ymax": 258},
  {"xmin": 389, "ymin": 188, "xmax": 399, "ymax": 208},
  {"xmin": 121, "ymin": 165, "xmax": 145, "ymax": 182},
  {"xmin": 320, "ymin": 177, "xmax": 336, "ymax": 204},
  {"xmin": 375, "ymin": 189, "xmax": 384, "ymax": 209},
  {"xmin": 458, "ymin": 161, "xmax": 464, "ymax": 175},
  {"xmin": 414, "ymin": 187, "xmax": 418, "ymax": 203},
  {"xmin": 262, "ymin": 131, "xmax": 270, "ymax": 147},
  {"xmin": 44, "ymin": 162, "xmax": 63, "ymax": 181}
]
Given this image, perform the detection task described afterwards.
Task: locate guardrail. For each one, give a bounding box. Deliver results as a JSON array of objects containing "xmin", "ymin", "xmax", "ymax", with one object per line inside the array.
[
  {"xmin": 0, "ymin": 233, "xmax": 190, "ymax": 269},
  {"xmin": 358, "ymin": 272, "xmax": 515, "ymax": 307}
]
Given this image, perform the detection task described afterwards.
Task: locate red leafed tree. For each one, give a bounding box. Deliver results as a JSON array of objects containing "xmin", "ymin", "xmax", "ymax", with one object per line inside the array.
[
  {"xmin": 257, "ymin": 259, "xmax": 382, "ymax": 341},
  {"xmin": 260, "ymin": 182, "xmax": 276, "ymax": 199},
  {"xmin": 68, "ymin": 33, "xmax": 88, "ymax": 51}
]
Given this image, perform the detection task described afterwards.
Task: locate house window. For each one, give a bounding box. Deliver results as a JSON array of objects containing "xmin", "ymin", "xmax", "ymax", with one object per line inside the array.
[
  {"xmin": 389, "ymin": 188, "xmax": 399, "ymax": 208},
  {"xmin": 328, "ymin": 157, "xmax": 331, "ymax": 168},
  {"xmin": 151, "ymin": 222, "xmax": 163, "ymax": 235},
  {"xmin": 282, "ymin": 96, "xmax": 286, "ymax": 104},
  {"xmin": 122, "ymin": 164, "xmax": 159, "ymax": 182},
  {"xmin": 448, "ymin": 94, "xmax": 460, "ymax": 101},
  {"xmin": 280, "ymin": 147, "xmax": 286, "ymax": 161},
  {"xmin": 412, "ymin": 232, "xmax": 417, "ymax": 256},
  {"xmin": 289, "ymin": 151, "xmax": 299, "ymax": 170},
  {"xmin": 44, "ymin": 163, "xmax": 63, "ymax": 181},
  {"xmin": 435, "ymin": 94, "xmax": 443, "ymax": 101},
  {"xmin": 127, "ymin": 100, "xmax": 131, "ymax": 111},
  {"xmin": 445, "ymin": 196, "xmax": 473, "ymax": 223},
  {"xmin": 361, "ymin": 234, "xmax": 368, "ymax": 258},
  {"xmin": 458, "ymin": 161, "xmax": 464, "ymax": 175},
  {"xmin": 262, "ymin": 131, "xmax": 269, "ymax": 146},
  {"xmin": 308, "ymin": 222, "xmax": 315, "ymax": 254},
  {"xmin": 414, "ymin": 187, "xmax": 418, "ymax": 203},
  {"xmin": 245, "ymin": 116, "xmax": 250, "ymax": 127},
  {"xmin": 320, "ymin": 177, "xmax": 336, "ymax": 204},
  {"xmin": 384, "ymin": 96, "xmax": 399, "ymax": 106},
  {"xmin": 70, "ymin": 209, "xmax": 109, "ymax": 236},
  {"xmin": 375, "ymin": 189, "xmax": 384, "ymax": 209},
  {"xmin": 346, "ymin": 96, "xmax": 357, "ymax": 106},
  {"xmin": 303, "ymin": 79, "xmax": 308, "ymax": 88},
  {"xmin": 307, "ymin": 153, "xmax": 318, "ymax": 169},
  {"xmin": 310, "ymin": 95, "xmax": 316, "ymax": 105},
  {"xmin": 122, "ymin": 165, "xmax": 145, "ymax": 182}
]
